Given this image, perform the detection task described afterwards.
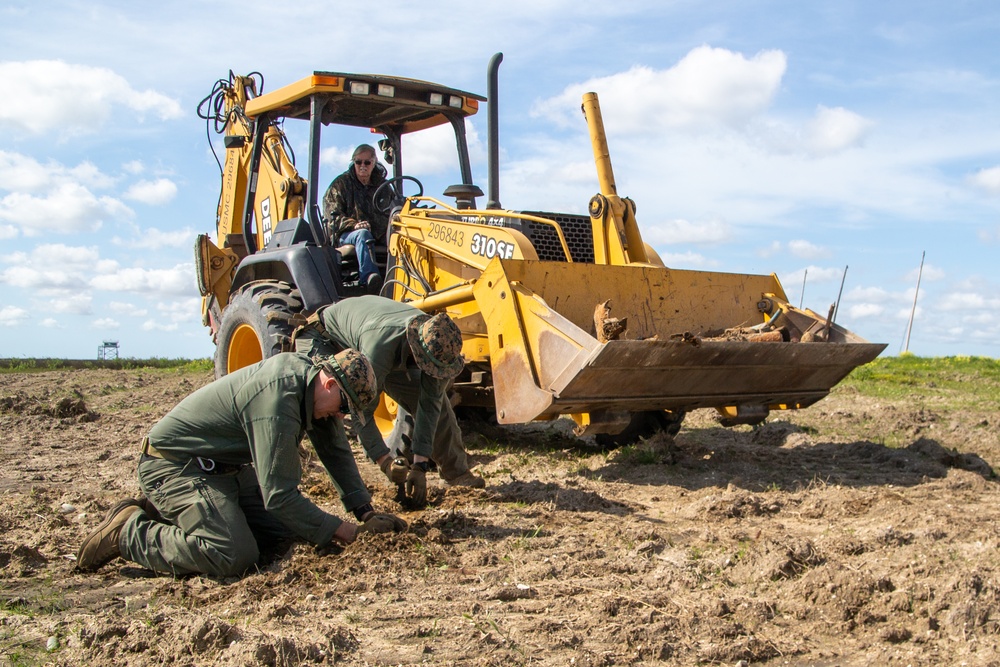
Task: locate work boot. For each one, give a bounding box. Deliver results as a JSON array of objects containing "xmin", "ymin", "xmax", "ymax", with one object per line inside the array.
[
  {"xmin": 365, "ymin": 273, "xmax": 384, "ymax": 296},
  {"xmin": 442, "ymin": 471, "xmax": 486, "ymax": 489},
  {"xmin": 76, "ymin": 499, "xmax": 141, "ymax": 571}
]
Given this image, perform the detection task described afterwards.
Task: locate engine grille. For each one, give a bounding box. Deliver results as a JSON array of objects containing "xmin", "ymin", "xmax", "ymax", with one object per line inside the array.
[{"xmin": 518, "ymin": 211, "xmax": 595, "ymax": 263}]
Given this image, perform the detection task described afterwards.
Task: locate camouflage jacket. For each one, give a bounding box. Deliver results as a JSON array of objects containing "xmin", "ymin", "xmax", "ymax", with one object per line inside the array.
[{"xmin": 321, "ymin": 165, "xmax": 389, "ymax": 243}]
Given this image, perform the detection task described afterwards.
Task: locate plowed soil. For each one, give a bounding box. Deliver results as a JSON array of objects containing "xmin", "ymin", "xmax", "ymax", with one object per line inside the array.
[{"xmin": 2, "ymin": 366, "xmax": 999, "ymax": 666}]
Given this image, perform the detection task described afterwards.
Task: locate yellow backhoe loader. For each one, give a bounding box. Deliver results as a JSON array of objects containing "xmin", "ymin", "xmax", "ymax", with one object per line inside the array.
[{"xmin": 195, "ymin": 54, "xmax": 885, "ymax": 446}]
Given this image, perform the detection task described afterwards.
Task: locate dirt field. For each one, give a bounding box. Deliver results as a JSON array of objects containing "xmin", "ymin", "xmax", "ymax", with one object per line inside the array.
[{"xmin": 2, "ymin": 364, "xmax": 999, "ymax": 666}]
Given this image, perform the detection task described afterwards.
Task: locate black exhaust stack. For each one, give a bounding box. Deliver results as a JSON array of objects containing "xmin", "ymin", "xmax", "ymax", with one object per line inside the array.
[{"xmin": 487, "ymin": 52, "xmax": 503, "ymax": 209}]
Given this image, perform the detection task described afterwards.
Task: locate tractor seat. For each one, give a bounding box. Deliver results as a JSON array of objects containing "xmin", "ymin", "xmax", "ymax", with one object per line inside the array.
[{"xmin": 335, "ymin": 242, "xmax": 388, "ymax": 295}]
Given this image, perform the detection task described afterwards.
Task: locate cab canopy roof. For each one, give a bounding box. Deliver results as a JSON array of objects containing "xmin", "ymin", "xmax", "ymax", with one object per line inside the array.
[{"xmin": 244, "ymin": 71, "xmax": 485, "ymax": 135}]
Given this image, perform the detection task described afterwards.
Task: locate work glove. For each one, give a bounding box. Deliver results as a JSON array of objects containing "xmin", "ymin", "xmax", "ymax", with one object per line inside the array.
[
  {"xmin": 379, "ymin": 456, "xmax": 410, "ymax": 485},
  {"xmin": 405, "ymin": 462, "xmax": 428, "ymax": 505},
  {"xmin": 355, "ymin": 512, "xmax": 408, "ymax": 536}
]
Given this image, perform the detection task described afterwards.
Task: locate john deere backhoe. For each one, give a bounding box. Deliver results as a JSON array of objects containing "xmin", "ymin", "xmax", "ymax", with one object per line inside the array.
[{"xmin": 195, "ymin": 54, "xmax": 886, "ymax": 445}]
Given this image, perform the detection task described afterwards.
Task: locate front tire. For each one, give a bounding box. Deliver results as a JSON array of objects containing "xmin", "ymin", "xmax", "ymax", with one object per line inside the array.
[
  {"xmin": 594, "ymin": 410, "xmax": 685, "ymax": 448},
  {"xmin": 214, "ymin": 281, "xmax": 303, "ymax": 378}
]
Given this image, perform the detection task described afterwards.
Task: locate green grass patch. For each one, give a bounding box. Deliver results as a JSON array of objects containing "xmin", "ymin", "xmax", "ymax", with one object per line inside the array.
[
  {"xmin": 0, "ymin": 599, "xmax": 32, "ymax": 615},
  {"xmin": 0, "ymin": 358, "xmax": 213, "ymax": 374},
  {"xmin": 842, "ymin": 355, "xmax": 1000, "ymax": 408}
]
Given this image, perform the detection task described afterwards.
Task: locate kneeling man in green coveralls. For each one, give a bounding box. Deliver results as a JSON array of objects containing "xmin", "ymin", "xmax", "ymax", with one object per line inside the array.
[{"xmin": 75, "ymin": 349, "xmax": 406, "ymax": 577}]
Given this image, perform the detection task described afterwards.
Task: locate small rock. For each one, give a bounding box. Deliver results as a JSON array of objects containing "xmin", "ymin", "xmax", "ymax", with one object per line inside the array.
[
  {"xmin": 305, "ymin": 594, "xmax": 317, "ymax": 602},
  {"xmin": 46, "ymin": 636, "xmax": 59, "ymax": 652},
  {"xmin": 60, "ymin": 503, "xmax": 75, "ymax": 514}
]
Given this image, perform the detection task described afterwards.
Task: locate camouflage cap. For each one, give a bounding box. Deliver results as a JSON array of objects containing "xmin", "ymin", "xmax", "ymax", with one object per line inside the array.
[
  {"xmin": 315, "ymin": 349, "xmax": 377, "ymax": 425},
  {"xmin": 405, "ymin": 312, "xmax": 465, "ymax": 380}
]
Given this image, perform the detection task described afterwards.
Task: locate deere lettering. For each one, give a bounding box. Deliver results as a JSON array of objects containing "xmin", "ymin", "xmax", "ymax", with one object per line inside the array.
[
  {"xmin": 470, "ymin": 233, "xmax": 515, "ymax": 260},
  {"xmin": 260, "ymin": 197, "xmax": 273, "ymax": 246}
]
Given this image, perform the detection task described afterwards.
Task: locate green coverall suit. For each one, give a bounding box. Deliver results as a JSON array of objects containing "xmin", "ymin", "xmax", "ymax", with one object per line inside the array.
[
  {"xmin": 118, "ymin": 353, "xmax": 371, "ymax": 577},
  {"xmin": 294, "ymin": 296, "xmax": 471, "ymax": 481}
]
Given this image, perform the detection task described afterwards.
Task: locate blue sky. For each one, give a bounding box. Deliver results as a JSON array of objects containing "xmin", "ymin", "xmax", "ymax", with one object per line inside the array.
[{"xmin": 2, "ymin": 1, "xmax": 999, "ymax": 360}]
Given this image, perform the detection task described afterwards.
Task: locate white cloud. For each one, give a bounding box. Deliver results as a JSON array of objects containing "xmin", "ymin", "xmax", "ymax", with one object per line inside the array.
[
  {"xmin": 92, "ymin": 318, "xmax": 120, "ymax": 329},
  {"xmin": 1, "ymin": 264, "xmax": 82, "ymax": 292},
  {"xmin": 746, "ymin": 106, "xmax": 872, "ymax": 157},
  {"xmin": 935, "ymin": 291, "xmax": 1000, "ymax": 311},
  {"xmin": 532, "ymin": 45, "xmax": 787, "ymax": 132},
  {"xmin": 108, "ymin": 301, "xmax": 149, "ymax": 317},
  {"xmin": 968, "ymin": 166, "xmax": 1000, "ymax": 194},
  {"xmin": 659, "ymin": 250, "xmax": 719, "ymax": 269},
  {"xmin": 138, "ymin": 298, "xmax": 203, "ymax": 333},
  {"xmin": 756, "ymin": 240, "xmax": 832, "ymax": 261},
  {"xmin": 783, "ymin": 265, "xmax": 844, "ymax": 285},
  {"xmin": 804, "ymin": 106, "xmax": 873, "ymax": 155},
  {"xmin": 961, "ymin": 311, "xmax": 996, "ymax": 325},
  {"xmin": 39, "ymin": 318, "xmax": 62, "ymax": 328},
  {"xmin": 89, "ymin": 263, "xmax": 196, "ymax": 296},
  {"xmin": 0, "ymin": 224, "xmax": 16, "ymax": 239},
  {"xmin": 2, "ymin": 243, "xmax": 111, "ymax": 271},
  {"xmin": 405, "ymin": 121, "xmax": 485, "ymax": 175},
  {"xmin": 0, "ymin": 183, "xmax": 132, "ymax": 235},
  {"xmin": 1, "ymin": 245, "xmax": 191, "ymax": 305},
  {"xmin": 0, "ymin": 305, "xmax": 29, "ymax": 326},
  {"xmin": 641, "ymin": 217, "xmax": 732, "ymax": 246},
  {"xmin": 0, "ymin": 151, "xmax": 117, "ymax": 193},
  {"xmin": 124, "ymin": 178, "xmax": 177, "ymax": 205},
  {"xmin": 155, "ymin": 297, "xmax": 203, "ymax": 321},
  {"xmin": 787, "ymin": 239, "xmax": 830, "ymax": 260},
  {"xmin": 46, "ymin": 295, "xmax": 94, "ymax": 315},
  {"xmin": 122, "ymin": 160, "xmax": 145, "ymax": 175},
  {"xmin": 848, "ymin": 303, "xmax": 885, "ymax": 318},
  {"xmin": 977, "ymin": 225, "xmax": 1000, "ymax": 243},
  {"xmin": 320, "ymin": 146, "xmax": 354, "ymax": 170},
  {"xmin": 0, "ymin": 151, "xmax": 64, "ymax": 192},
  {"xmin": 846, "ymin": 286, "xmax": 896, "ymax": 303},
  {"xmin": 142, "ymin": 319, "xmax": 180, "ymax": 332},
  {"xmin": 499, "ymin": 155, "xmax": 597, "ymax": 213},
  {"xmin": 0, "ymin": 154, "xmax": 133, "ymax": 236},
  {"xmin": 904, "ymin": 263, "xmax": 944, "ymax": 282},
  {"xmin": 756, "ymin": 241, "xmax": 783, "ymax": 258},
  {"xmin": 113, "ymin": 227, "xmax": 194, "ymax": 249},
  {"xmin": 0, "ymin": 60, "xmax": 183, "ymax": 136}
]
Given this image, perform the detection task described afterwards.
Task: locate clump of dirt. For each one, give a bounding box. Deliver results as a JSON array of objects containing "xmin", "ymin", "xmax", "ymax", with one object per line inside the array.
[{"xmin": 1, "ymin": 367, "xmax": 999, "ymax": 665}]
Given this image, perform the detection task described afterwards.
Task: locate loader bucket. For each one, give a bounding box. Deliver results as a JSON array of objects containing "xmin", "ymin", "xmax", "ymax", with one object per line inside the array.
[{"xmin": 471, "ymin": 258, "xmax": 886, "ymax": 425}]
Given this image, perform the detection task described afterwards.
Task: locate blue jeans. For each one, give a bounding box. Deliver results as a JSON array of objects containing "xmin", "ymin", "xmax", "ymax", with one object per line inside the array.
[{"xmin": 339, "ymin": 229, "xmax": 379, "ymax": 281}]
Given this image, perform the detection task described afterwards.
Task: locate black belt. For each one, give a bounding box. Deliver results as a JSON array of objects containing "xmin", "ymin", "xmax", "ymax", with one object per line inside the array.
[{"xmin": 141, "ymin": 437, "xmax": 247, "ymax": 475}]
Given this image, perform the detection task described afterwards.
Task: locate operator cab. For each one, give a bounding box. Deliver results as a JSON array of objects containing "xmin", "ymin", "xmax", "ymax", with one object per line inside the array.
[{"xmin": 234, "ymin": 70, "xmax": 485, "ymax": 300}]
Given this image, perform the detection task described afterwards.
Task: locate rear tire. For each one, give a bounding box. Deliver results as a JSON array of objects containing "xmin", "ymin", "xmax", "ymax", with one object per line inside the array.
[
  {"xmin": 594, "ymin": 410, "xmax": 685, "ymax": 449},
  {"xmin": 214, "ymin": 281, "xmax": 303, "ymax": 378}
]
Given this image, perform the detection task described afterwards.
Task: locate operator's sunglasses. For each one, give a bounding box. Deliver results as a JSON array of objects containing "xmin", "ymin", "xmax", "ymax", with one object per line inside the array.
[
  {"xmin": 354, "ymin": 159, "xmax": 373, "ymax": 166},
  {"xmin": 339, "ymin": 389, "xmax": 351, "ymax": 415}
]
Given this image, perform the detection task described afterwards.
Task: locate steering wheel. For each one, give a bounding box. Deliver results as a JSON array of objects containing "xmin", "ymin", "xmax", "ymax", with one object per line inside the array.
[{"xmin": 373, "ymin": 176, "xmax": 424, "ymax": 216}]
